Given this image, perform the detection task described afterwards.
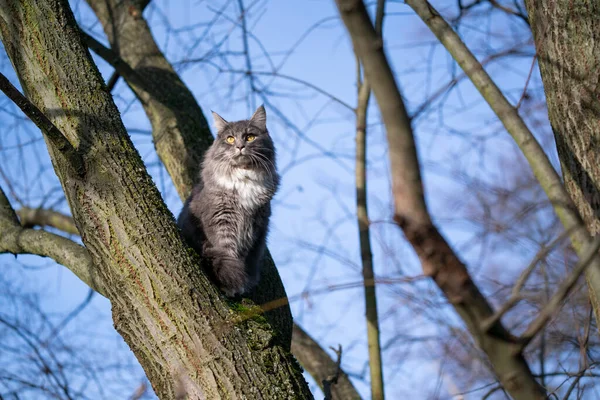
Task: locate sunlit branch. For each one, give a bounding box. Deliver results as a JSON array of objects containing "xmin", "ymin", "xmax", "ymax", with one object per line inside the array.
[
  {"xmin": 334, "ymin": 0, "xmax": 546, "ymax": 398},
  {"xmin": 0, "ymin": 73, "xmax": 84, "ymax": 176},
  {"xmin": 406, "ymin": 0, "xmax": 600, "ymax": 334},
  {"xmin": 0, "ymin": 186, "xmax": 106, "ymax": 296}
]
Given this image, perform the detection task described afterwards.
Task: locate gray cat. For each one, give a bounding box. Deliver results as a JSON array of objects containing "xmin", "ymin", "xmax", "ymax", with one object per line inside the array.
[{"xmin": 177, "ymin": 105, "xmax": 279, "ymax": 297}]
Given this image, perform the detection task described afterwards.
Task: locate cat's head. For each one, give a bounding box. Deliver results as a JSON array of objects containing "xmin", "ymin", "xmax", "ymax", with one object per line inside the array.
[{"xmin": 207, "ymin": 105, "xmax": 276, "ymax": 173}]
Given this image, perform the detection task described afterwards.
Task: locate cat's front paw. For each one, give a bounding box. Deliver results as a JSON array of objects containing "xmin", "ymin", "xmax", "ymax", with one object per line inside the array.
[{"xmin": 212, "ymin": 257, "xmax": 249, "ymax": 297}]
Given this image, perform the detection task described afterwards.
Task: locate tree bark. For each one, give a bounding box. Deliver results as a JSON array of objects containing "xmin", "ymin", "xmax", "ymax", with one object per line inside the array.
[
  {"xmin": 2, "ymin": 0, "xmax": 362, "ymax": 391},
  {"xmin": 525, "ymin": 0, "xmax": 600, "ymax": 302},
  {"xmin": 6, "ymin": 203, "xmax": 365, "ymax": 400},
  {"xmin": 334, "ymin": 1, "xmax": 546, "ymax": 399},
  {"xmin": 83, "ymin": 0, "xmax": 294, "ymax": 347},
  {"xmin": 0, "ymin": 1, "xmax": 311, "ymax": 398}
]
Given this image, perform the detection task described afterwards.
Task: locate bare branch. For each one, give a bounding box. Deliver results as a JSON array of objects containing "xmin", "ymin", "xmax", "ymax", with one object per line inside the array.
[
  {"xmin": 17, "ymin": 207, "xmax": 80, "ymax": 235},
  {"xmin": 0, "ymin": 73, "xmax": 84, "ymax": 176},
  {"xmin": 0, "ymin": 186, "xmax": 106, "ymax": 296},
  {"xmin": 334, "ymin": 0, "xmax": 546, "ymax": 398},
  {"xmin": 129, "ymin": 382, "xmax": 148, "ymax": 400},
  {"xmin": 354, "ymin": 1, "xmax": 386, "ymax": 398},
  {"xmin": 405, "ymin": 0, "xmax": 600, "ymax": 330},
  {"xmin": 520, "ymin": 236, "xmax": 600, "ymax": 347},
  {"xmin": 481, "ymin": 228, "xmax": 574, "ymax": 332}
]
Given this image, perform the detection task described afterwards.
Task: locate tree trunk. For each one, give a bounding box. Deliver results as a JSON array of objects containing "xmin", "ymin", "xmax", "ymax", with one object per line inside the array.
[
  {"xmin": 0, "ymin": 1, "xmax": 311, "ymax": 398},
  {"xmin": 83, "ymin": 0, "xmax": 293, "ymax": 347},
  {"xmin": 525, "ymin": 0, "xmax": 600, "ymax": 307}
]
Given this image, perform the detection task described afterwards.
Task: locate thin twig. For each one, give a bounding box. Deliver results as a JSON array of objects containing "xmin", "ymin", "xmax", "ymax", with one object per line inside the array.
[
  {"xmin": 322, "ymin": 345, "xmax": 343, "ymax": 400},
  {"xmin": 516, "ymin": 54, "xmax": 537, "ymax": 109},
  {"xmin": 354, "ymin": 2, "xmax": 386, "ymax": 398},
  {"xmin": 236, "ymin": 0, "xmax": 257, "ymax": 111},
  {"xmin": 520, "ymin": 236, "xmax": 600, "ymax": 348},
  {"xmin": 45, "ymin": 289, "xmax": 95, "ymax": 341},
  {"xmin": 561, "ymin": 363, "xmax": 599, "ymax": 400},
  {"xmin": 106, "ymin": 71, "xmax": 120, "ymax": 92},
  {"xmin": 481, "ymin": 228, "xmax": 574, "ymax": 331},
  {"xmin": 82, "ymin": 33, "xmax": 145, "ymax": 89},
  {"xmin": 129, "ymin": 382, "xmax": 148, "ymax": 400}
]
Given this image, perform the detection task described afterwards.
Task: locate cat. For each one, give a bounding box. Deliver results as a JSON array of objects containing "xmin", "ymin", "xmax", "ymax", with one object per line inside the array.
[{"xmin": 177, "ymin": 105, "xmax": 279, "ymax": 297}]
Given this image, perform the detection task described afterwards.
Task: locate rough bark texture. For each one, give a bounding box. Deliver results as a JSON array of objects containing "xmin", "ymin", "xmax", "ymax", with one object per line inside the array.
[
  {"xmin": 7, "ymin": 205, "xmax": 365, "ymax": 400},
  {"xmin": 84, "ymin": 0, "xmax": 293, "ymax": 347},
  {"xmin": 82, "ymin": 2, "xmax": 360, "ymax": 393},
  {"xmin": 1, "ymin": 187, "xmax": 105, "ymax": 294},
  {"xmin": 0, "ymin": 1, "xmax": 311, "ymax": 398},
  {"xmin": 334, "ymin": 1, "xmax": 546, "ymax": 399},
  {"xmin": 525, "ymin": 1, "xmax": 600, "ymax": 248},
  {"xmin": 291, "ymin": 325, "xmax": 361, "ymax": 400}
]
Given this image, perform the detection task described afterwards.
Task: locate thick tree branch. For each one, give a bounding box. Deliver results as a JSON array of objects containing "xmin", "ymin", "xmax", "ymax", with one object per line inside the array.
[
  {"xmin": 16, "ymin": 204, "xmax": 364, "ymax": 400},
  {"xmin": 0, "ymin": 1, "xmax": 311, "ymax": 397},
  {"xmin": 405, "ymin": 0, "xmax": 600, "ymax": 331},
  {"xmin": 0, "ymin": 73, "xmax": 85, "ymax": 176},
  {"xmin": 84, "ymin": 0, "xmax": 294, "ymax": 348},
  {"xmin": 17, "ymin": 207, "xmax": 80, "ymax": 235},
  {"xmin": 0, "ymin": 187, "xmax": 106, "ymax": 295},
  {"xmin": 334, "ymin": 1, "xmax": 546, "ymax": 398}
]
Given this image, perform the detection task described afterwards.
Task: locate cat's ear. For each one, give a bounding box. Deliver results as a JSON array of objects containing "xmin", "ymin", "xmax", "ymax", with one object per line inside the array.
[
  {"xmin": 250, "ymin": 105, "xmax": 267, "ymax": 131},
  {"xmin": 212, "ymin": 111, "xmax": 228, "ymax": 132}
]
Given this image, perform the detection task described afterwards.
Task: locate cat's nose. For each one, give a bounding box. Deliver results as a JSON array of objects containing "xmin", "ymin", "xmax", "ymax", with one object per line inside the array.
[{"xmin": 236, "ymin": 145, "xmax": 245, "ymax": 151}]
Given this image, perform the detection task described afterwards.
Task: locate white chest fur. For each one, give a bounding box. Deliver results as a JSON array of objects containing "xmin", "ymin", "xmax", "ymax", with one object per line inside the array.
[{"xmin": 215, "ymin": 168, "xmax": 271, "ymax": 209}]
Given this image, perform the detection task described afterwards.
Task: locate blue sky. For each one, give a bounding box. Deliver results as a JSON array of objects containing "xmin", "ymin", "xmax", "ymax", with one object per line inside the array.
[{"xmin": 1, "ymin": 1, "xmax": 585, "ymax": 399}]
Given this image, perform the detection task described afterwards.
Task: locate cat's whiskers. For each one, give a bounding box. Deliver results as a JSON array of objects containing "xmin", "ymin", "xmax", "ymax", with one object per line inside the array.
[
  {"xmin": 248, "ymin": 154, "xmax": 268, "ymax": 174},
  {"xmin": 178, "ymin": 105, "xmax": 278, "ymax": 297},
  {"xmin": 250, "ymin": 152, "xmax": 276, "ymax": 176}
]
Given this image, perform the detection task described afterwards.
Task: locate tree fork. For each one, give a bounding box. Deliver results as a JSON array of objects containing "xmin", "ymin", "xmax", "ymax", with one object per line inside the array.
[
  {"xmin": 0, "ymin": 1, "xmax": 311, "ymax": 398},
  {"xmin": 84, "ymin": 0, "xmax": 294, "ymax": 347}
]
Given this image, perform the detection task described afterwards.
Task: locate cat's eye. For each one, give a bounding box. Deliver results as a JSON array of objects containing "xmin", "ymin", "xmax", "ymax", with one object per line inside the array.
[
  {"xmin": 226, "ymin": 136, "xmax": 235, "ymax": 144},
  {"xmin": 246, "ymin": 135, "xmax": 256, "ymax": 142}
]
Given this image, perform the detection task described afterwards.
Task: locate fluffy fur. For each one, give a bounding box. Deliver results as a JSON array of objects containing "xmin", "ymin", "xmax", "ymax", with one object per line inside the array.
[{"xmin": 177, "ymin": 105, "xmax": 279, "ymax": 296}]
